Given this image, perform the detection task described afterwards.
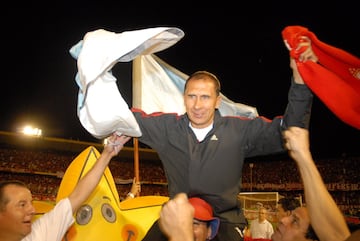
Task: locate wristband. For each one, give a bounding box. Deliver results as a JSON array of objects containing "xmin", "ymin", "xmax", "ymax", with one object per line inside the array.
[{"xmin": 127, "ymin": 192, "xmax": 135, "ymax": 198}]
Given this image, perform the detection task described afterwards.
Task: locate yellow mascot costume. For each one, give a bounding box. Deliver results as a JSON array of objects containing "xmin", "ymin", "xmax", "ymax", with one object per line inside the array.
[{"xmin": 56, "ymin": 146, "xmax": 168, "ymax": 241}]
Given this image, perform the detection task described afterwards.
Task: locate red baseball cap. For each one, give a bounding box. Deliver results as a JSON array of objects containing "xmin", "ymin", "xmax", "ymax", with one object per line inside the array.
[{"xmin": 189, "ymin": 197, "xmax": 220, "ymax": 240}]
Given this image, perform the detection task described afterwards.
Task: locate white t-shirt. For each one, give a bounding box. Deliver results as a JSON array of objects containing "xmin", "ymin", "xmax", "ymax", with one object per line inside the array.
[
  {"xmin": 250, "ymin": 218, "xmax": 274, "ymax": 239},
  {"xmin": 22, "ymin": 198, "xmax": 74, "ymax": 241},
  {"xmin": 190, "ymin": 123, "xmax": 213, "ymax": 142}
]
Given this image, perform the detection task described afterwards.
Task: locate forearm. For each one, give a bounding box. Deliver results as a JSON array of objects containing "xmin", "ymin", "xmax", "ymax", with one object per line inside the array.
[
  {"xmin": 296, "ymin": 151, "xmax": 350, "ymax": 241},
  {"xmin": 68, "ymin": 151, "xmax": 112, "ymax": 213},
  {"xmin": 66, "ymin": 134, "xmax": 130, "ymax": 213}
]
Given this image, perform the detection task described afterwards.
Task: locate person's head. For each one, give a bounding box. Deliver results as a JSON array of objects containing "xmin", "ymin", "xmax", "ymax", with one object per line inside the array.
[
  {"xmin": 184, "ymin": 71, "xmax": 222, "ymax": 129},
  {"xmin": 189, "ymin": 197, "xmax": 220, "ymax": 241},
  {"xmin": 258, "ymin": 207, "xmax": 268, "ymax": 222},
  {"xmin": 277, "ymin": 197, "xmax": 301, "ymax": 220},
  {"xmin": 0, "ymin": 180, "xmax": 36, "ymax": 241},
  {"xmin": 272, "ymin": 206, "xmax": 319, "ymax": 241}
]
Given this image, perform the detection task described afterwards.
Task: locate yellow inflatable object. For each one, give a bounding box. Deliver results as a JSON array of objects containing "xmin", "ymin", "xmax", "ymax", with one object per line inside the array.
[
  {"xmin": 56, "ymin": 146, "xmax": 168, "ymax": 241},
  {"xmin": 118, "ymin": 195, "xmax": 169, "ymax": 240}
]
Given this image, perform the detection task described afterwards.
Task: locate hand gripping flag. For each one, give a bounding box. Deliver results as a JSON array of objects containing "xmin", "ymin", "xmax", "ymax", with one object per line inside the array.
[
  {"xmin": 282, "ymin": 25, "xmax": 360, "ymax": 130},
  {"xmin": 69, "ymin": 27, "xmax": 185, "ymax": 139}
]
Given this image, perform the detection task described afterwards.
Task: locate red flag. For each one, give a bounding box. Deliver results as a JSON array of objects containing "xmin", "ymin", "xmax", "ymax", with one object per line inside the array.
[{"xmin": 282, "ymin": 25, "xmax": 360, "ymax": 130}]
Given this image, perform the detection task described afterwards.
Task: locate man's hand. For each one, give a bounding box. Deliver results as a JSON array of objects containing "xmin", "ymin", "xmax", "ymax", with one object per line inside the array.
[
  {"xmin": 159, "ymin": 193, "xmax": 194, "ymax": 241},
  {"xmin": 104, "ymin": 133, "xmax": 131, "ymax": 157},
  {"xmin": 290, "ymin": 36, "xmax": 319, "ymax": 84},
  {"xmin": 283, "ymin": 126, "xmax": 311, "ymax": 162}
]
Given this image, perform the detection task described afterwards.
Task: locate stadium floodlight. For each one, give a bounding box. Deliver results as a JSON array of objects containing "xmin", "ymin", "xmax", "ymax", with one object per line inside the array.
[{"xmin": 22, "ymin": 125, "xmax": 42, "ymax": 137}]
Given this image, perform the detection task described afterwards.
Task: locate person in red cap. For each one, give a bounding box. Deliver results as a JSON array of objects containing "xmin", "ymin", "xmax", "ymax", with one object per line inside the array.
[
  {"xmin": 159, "ymin": 195, "xmax": 220, "ymax": 241},
  {"xmin": 189, "ymin": 197, "xmax": 220, "ymax": 241}
]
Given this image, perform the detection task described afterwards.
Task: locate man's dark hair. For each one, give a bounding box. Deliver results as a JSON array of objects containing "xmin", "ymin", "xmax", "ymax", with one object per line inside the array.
[
  {"xmin": 278, "ymin": 197, "xmax": 301, "ymax": 211},
  {"xmin": 278, "ymin": 197, "xmax": 318, "ymax": 240}
]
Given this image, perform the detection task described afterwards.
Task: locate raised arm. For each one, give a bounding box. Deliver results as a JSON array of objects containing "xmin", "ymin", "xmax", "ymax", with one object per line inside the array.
[
  {"xmin": 68, "ymin": 133, "xmax": 131, "ymax": 213},
  {"xmin": 283, "ymin": 127, "xmax": 350, "ymax": 241},
  {"xmin": 280, "ymin": 37, "xmax": 316, "ymax": 131}
]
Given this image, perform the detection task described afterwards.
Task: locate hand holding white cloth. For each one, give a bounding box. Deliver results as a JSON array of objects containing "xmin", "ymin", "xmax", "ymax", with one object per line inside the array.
[{"xmin": 70, "ymin": 27, "xmax": 185, "ymax": 138}]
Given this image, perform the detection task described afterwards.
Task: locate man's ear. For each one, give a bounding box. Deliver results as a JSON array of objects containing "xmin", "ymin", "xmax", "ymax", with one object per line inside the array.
[
  {"xmin": 207, "ymin": 227, "xmax": 212, "ymax": 240},
  {"xmin": 215, "ymin": 95, "xmax": 222, "ymax": 109}
]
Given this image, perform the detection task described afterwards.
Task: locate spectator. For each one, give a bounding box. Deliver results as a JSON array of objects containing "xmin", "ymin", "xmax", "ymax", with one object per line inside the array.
[
  {"xmin": 189, "ymin": 197, "xmax": 220, "ymax": 241},
  {"xmin": 249, "ymin": 207, "xmax": 274, "ymax": 239},
  {"xmin": 272, "ymin": 126, "xmax": 357, "ymax": 241},
  {"xmin": 0, "ymin": 134, "xmax": 131, "ymax": 241}
]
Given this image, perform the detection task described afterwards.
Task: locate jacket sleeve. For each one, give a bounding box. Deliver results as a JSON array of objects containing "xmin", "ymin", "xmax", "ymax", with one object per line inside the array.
[{"xmin": 281, "ymin": 79, "xmax": 313, "ymax": 130}]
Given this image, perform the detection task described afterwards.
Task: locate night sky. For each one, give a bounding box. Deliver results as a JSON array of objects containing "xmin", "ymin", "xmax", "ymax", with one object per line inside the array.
[{"xmin": 2, "ymin": 2, "xmax": 359, "ymax": 158}]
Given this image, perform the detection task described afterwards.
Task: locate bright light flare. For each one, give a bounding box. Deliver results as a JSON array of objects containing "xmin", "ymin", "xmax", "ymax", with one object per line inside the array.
[{"xmin": 22, "ymin": 126, "xmax": 42, "ymax": 137}]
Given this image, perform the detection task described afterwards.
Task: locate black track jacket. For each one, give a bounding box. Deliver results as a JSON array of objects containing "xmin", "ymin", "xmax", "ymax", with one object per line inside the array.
[{"xmin": 132, "ymin": 80, "xmax": 313, "ymax": 224}]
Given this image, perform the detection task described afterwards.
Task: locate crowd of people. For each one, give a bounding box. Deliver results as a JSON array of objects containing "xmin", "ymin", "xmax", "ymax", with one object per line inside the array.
[
  {"xmin": 0, "ymin": 146, "xmax": 358, "ymax": 215},
  {"xmin": 3, "ymin": 146, "xmax": 359, "ymax": 187},
  {"xmin": 0, "ymin": 146, "xmax": 169, "ymax": 198},
  {"xmin": 159, "ymin": 127, "xmax": 360, "ymax": 241},
  {"xmin": 0, "ymin": 146, "xmax": 359, "ymax": 214}
]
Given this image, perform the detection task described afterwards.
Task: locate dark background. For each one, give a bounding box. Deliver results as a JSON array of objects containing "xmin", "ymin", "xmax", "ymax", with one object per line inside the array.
[{"xmin": 2, "ymin": 2, "xmax": 359, "ymax": 158}]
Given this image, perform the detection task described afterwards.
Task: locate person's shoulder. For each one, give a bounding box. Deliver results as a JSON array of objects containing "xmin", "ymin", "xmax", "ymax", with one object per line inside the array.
[{"xmin": 53, "ymin": 198, "xmax": 72, "ymax": 211}]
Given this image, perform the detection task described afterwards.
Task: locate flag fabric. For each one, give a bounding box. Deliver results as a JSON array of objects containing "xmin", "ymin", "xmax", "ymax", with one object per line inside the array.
[
  {"xmin": 70, "ymin": 27, "xmax": 257, "ymax": 140},
  {"xmin": 69, "ymin": 27, "xmax": 185, "ymax": 138},
  {"xmin": 282, "ymin": 25, "xmax": 360, "ymax": 130},
  {"xmin": 133, "ymin": 54, "xmax": 258, "ymax": 118}
]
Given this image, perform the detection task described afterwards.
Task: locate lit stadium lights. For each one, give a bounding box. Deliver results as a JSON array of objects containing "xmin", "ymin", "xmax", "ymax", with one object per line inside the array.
[{"xmin": 22, "ymin": 126, "xmax": 42, "ymax": 137}]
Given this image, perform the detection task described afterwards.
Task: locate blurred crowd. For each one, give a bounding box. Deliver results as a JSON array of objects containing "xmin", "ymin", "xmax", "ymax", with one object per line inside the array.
[{"xmin": 0, "ymin": 146, "xmax": 359, "ymax": 216}]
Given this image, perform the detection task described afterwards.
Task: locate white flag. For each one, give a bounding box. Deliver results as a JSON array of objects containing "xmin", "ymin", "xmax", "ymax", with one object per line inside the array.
[
  {"xmin": 133, "ymin": 54, "xmax": 258, "ymax": 118},
  {"xmin": 70, "ymin": 27, "xmax": 185, "ymax": 138}
]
